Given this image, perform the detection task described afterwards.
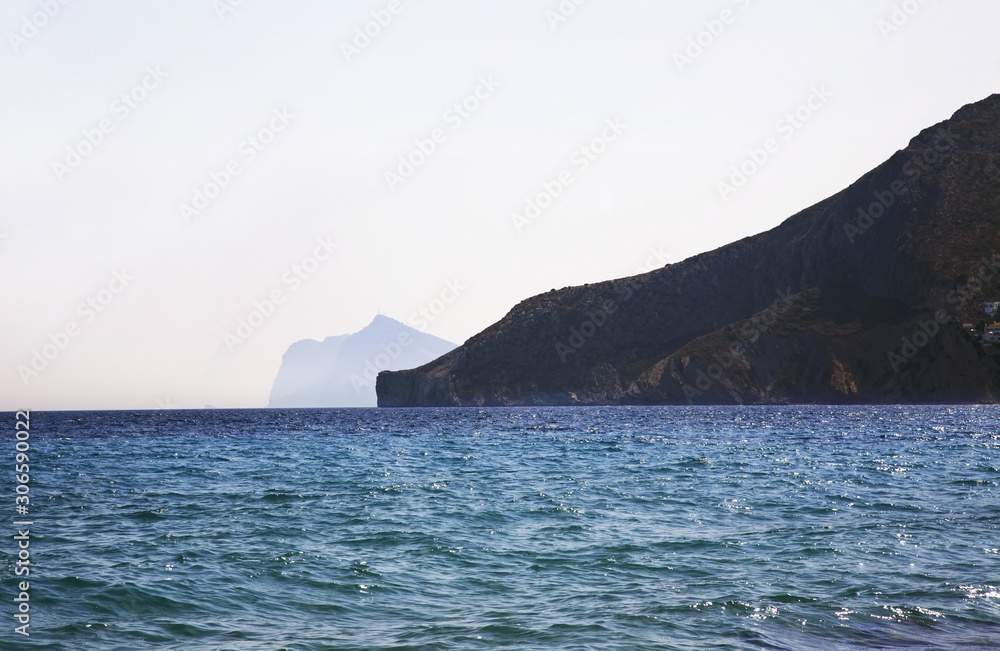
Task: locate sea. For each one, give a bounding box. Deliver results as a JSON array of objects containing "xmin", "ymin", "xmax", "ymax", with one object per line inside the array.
[{"xmin": 3, "ymin": 405, "xmax": 1000, "ymax": 650}]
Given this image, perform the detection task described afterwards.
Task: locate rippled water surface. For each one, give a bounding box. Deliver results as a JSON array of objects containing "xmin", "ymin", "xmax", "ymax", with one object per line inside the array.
[{"xmin": 6, "ymin": 406, "xmax": 1000, "ymax": 649}]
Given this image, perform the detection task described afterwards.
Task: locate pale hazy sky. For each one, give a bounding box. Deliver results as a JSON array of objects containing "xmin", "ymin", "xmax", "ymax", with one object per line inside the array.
[{"xmin": 2, "ymin": 0, "xmax": 998, "ymax": 410}]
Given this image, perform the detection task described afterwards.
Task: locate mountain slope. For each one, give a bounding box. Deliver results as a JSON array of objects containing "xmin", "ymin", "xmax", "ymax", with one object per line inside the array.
[
  {"xmin": 377, "ymin": 94, "xmax": 1000, "ymax": 406},
  {"xmin": 269, "ymin": 315, "xmax": 456, "ymax": 407}
]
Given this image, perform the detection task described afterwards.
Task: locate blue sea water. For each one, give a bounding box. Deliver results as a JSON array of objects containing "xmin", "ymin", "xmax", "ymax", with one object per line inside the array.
[{"xmin": 3, "ymin": 406, "xmax": 1000, "ymax": 650}]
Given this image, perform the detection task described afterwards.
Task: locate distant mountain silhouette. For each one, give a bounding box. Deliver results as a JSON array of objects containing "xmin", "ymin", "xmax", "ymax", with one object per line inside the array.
[
  {"xmin": 378, "ymin": 94, "xmax": 1000, "ymax": 406},
  {"xmin": 269, "ymin": 315, "xmax": 456, "ymax": 407}
]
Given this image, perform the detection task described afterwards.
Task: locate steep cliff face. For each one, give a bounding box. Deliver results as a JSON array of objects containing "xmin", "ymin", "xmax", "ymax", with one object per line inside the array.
[{"xmin": 377, "ymin": 95, "xmax": 1000, "ymax": 407}]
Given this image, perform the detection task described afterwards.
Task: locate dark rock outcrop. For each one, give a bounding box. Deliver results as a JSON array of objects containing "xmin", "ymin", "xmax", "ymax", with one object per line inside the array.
[{"xmin": 378, "ymin": 95, "xmax": 1000, "ymax": 406}]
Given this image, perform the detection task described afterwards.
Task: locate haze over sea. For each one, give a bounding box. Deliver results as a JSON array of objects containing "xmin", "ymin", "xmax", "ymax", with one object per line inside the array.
[{"xmin": 6, "ymin": 406, "xmax": 1000, "ymax": 650}]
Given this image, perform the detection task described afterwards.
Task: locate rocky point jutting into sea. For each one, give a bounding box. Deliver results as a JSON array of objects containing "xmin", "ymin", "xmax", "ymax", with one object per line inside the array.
[{"xmin": 377, "ymin": 94, "xmax": 1000, "ymax": 406}]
